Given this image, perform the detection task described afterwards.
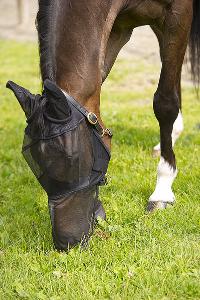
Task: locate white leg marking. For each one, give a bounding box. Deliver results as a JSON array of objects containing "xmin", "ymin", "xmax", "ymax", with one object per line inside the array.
[
  {"xmin": 153, "ymin": 110, "xmax": 184, "ymax": 152},
  {"xmin": 171, "ymin": 110, "xmax": 184, "ymax": 146},
  {"xmin": 153, "ymin": 142, "xmax": 161, "ymax": 152},
  {"xmin": 149, "ymin": 157, "xmax": 177, "ymax": 203}
]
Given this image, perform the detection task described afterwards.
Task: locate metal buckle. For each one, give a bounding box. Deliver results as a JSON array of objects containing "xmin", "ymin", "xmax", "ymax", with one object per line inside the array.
[
  {"xmin": 101, "ymin": 128, "xmax": 113, "ymax": 138},
  {"xmin": 87, "ymin": 112, "xmax": 98, "ymax": 125}
]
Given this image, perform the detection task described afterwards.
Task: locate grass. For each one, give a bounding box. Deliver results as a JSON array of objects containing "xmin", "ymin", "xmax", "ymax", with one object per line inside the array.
[{"xmin": 0, "ymin": 40, "xmax": 200, "ymax": 300}]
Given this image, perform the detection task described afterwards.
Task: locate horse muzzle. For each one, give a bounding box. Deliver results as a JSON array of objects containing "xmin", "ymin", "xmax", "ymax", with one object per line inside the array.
[{"xmin": 49, "ymin": 186, "xmax": 106, "ymax": 250}]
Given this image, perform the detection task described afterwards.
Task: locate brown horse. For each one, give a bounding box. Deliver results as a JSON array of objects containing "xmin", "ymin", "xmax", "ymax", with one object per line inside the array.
[{"xmin": 7, "ymin": 0, "xmax": 200, "ymax": 251}]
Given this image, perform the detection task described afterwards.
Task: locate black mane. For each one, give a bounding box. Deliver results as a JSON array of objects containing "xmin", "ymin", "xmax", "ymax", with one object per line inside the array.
[{"xmin": 36, "ymin": 0, "xmax": 56, "ymax": 83}]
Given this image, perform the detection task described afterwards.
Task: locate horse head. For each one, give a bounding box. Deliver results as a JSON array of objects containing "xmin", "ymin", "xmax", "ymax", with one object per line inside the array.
[{"xmin": 7, "ymin": 80, "xmax": 110, "ymax": 250}]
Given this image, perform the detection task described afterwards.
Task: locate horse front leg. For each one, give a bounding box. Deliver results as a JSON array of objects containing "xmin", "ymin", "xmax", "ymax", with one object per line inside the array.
[
  {"xmin": 147, "ymin": 2, "xmax": 192, "ymax": 212},
  {"xmin": 148, "ymin": 86, "xmax": 179, "ymax": 211},
  {"xmin": 151, "ymin": 26, "xmax": 184, "ymax": 158},
  {"xmin": 153, "ymin": 108, "xmax": 184, "ymax": 157}
]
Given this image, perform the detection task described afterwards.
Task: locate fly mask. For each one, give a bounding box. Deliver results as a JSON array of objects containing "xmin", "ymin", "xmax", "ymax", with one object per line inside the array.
[{"xmin": 6, "ymin": 79, "xmax": 112, "ymax": 250}]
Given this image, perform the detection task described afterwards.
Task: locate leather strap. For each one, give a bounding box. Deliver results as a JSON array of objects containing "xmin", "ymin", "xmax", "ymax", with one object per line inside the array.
[{"xmin": 63, "ymin": 91, "xmax": 113, "ymax": 138}]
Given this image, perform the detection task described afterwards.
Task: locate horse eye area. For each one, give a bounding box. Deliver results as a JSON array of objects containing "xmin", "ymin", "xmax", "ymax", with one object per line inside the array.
[{"xmin": 22, "ymin": 122, "xmax": 93, "ymax": 183}]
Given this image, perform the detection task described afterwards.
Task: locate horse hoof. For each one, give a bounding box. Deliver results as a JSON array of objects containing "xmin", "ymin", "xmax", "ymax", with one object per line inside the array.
[
  {"xmin": 147, "ymin": 201, "xmax": 168, "ymax": 212},
  {"xmin": 152, "ymin": 149, "xmax": 161, "ymax": 158}
]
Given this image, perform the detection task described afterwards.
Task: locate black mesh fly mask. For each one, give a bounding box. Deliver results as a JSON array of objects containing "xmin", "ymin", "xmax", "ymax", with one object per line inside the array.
[{"xmin": 6, "ymin": 80, "xmax": 111, "ymax": 250}]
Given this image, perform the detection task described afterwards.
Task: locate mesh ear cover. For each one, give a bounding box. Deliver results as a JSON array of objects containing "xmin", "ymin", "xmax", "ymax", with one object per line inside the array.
[
  {"xmin": 6, "ymin": 80, "xmax": 41, "ymax": 118},
  {"xmin": 44, "ymin": 79, "xmax": 71, "ymax": 120}
]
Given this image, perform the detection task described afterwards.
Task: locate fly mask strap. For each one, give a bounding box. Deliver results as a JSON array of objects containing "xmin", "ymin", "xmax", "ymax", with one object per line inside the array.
[{"xmin": 62, "ymin": 91, "xmax": 113, "ymax": 138}]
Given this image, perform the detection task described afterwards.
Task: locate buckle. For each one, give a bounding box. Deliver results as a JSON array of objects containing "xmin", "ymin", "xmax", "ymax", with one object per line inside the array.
[
  {"xmin": 101, "ymin": 128, "xmax": 113, "ymax": 138},
  {"xmin": 87, "ymin": 112, "xmax": 98, "ymax": 125}
]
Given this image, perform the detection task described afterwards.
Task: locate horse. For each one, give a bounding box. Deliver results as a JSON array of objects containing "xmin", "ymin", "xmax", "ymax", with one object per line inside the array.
[{"xmin": 6, "ymin": 0, "xmax": 200, "ymax": 251}]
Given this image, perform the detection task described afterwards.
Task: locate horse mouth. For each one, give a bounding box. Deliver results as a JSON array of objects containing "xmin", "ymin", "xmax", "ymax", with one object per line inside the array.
[{"xmin": 48, "ymin": 186, "xmax": 106, "ymax": 251}]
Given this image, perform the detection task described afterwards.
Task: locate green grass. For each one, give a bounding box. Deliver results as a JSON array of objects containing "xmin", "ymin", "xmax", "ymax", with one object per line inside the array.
[{"xmin": 0, "ymin": 40, "xmax": 200, "ymax": 300}]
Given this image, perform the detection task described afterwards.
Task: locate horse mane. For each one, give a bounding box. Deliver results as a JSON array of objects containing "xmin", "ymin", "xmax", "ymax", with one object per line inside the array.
[
  {"xmin": 189, "ymin": 0, "xmax": 200, "ymax": 93},
  {"xmin": 36, "ymin": 0, "xmax": 56, "ymax": 83}
]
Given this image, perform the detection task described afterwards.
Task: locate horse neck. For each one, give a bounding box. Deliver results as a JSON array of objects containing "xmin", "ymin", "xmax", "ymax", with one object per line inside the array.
[{"xmin": 37, "ymin": 0, "xmax": 114, "ymax": 116}]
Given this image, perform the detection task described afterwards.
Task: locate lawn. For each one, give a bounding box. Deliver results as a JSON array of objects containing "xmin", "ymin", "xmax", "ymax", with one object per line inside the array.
[{"xmin": 0, "ymin": 40, "xmax": 200, "ymax": 300}]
